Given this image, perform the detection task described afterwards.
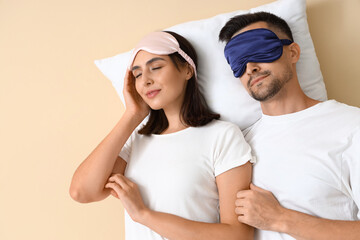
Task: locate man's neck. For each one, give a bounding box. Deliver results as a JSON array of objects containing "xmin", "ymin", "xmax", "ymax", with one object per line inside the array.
[{"xmin": 260, "ymin": 82, "xmax": 321, "ymax": 116}]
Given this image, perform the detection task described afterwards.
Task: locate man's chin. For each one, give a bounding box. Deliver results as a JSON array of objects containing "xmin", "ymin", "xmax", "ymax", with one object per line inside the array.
[{"xmin": 250, "ymin": 90, "xmax": 275, "ymax": 102}]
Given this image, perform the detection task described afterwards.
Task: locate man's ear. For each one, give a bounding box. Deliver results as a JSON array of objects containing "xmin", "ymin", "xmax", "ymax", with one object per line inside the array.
[{"xmin": 288, "ymin": 42, "xmax": 301, "ymax": 64}]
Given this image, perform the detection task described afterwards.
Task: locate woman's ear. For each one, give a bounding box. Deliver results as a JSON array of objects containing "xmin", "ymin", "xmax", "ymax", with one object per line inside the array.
[
  {"xmin": 288, "ymin": 42, "xmax": 301, "ymax": 64},
  {"xmin": 185, "ymin": 64, "xmax": 194, "ymax": 81}
]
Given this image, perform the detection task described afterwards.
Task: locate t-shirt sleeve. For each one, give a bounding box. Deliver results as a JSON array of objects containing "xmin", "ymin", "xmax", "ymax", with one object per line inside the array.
[
  {"xmin": 213, "ymin": 123, "xmax": 254, "ymax": 177},
  {"xmin": 119, "ymin": 131, "xmax": 135, "ymax": 162},
  {"xmin": 119, "ymin": 116, "xmax": 148, "ymax": 162},
  {"xmin": 342, "ymin": 126, "xmax": 360, "ymax": 218}
]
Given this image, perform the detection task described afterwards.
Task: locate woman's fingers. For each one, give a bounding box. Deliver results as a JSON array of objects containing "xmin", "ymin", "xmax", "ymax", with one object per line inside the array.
[
  {"xmin": 105, "ymin": 182, "xmax": 123, "ymax": 198},
  {"xmin": 124, "ymin": 69, "xmax": 134, "ymax": 88},
  {"xmin": 106, "ymin": 174, "xmax": 129, "ymax": 198},
  {"xmin": 105, "ymin": 175, "xmax": 148, "ymax": 222},
  {"xmin": 124, "ymin": 69, "xmax": 137, "ymax": 98},
  {"xmin": 108, "ymin": 174, "xmax": 131, "ymax": 190},
  {"xmin": 110, "ymin": 189, "xmax": 119, "ymax": 198},
  {"xmin": 123, "ymin": 70, "xmax": 149, "ymax": 118}
]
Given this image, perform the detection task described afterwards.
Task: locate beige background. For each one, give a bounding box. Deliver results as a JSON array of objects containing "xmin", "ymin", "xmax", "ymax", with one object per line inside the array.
[{"xmin": 1, "ymin": 0, "xmax": 359, "ymax": 239}]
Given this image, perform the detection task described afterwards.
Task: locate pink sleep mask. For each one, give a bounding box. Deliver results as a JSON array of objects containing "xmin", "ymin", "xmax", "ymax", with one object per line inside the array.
[{"xmin": 127, "ymin": 31, "xmax": 197, "ymax": 79}]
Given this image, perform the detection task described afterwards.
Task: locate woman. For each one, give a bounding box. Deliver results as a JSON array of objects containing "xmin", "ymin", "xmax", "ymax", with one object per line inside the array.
[{"xmin": 70, "ymin": 31, "xmax": 254, "ymax": 240}]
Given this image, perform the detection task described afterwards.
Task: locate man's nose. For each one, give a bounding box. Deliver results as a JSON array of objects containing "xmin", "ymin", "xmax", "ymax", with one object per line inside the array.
[{"xmin": 245, "ymin": 62, "xmax": 261, "ymax": 76}]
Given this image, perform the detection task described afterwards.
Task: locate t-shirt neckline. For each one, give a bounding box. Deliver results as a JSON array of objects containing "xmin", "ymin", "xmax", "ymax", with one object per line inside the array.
[{"xmin": 260, "ymin": 100, "xmax": 335, "ymax": 123}]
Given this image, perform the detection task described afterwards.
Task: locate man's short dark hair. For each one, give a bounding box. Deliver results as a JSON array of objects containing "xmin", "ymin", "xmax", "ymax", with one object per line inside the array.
[{"xmin": 219, "ymin": 12, "xmax": 294, "ymax": 43}]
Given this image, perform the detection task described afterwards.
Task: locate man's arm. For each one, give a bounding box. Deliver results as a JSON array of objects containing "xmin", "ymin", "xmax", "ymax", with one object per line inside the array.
[{"xmin": 236, "ymin": 184, "xmax": 360, "ymax": 240}]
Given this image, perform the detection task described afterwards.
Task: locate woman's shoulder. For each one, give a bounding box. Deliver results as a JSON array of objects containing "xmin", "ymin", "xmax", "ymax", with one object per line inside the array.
[
  {"xmin": 202, "ymin": 120, "xmax": 249, "ymax": 150},
  {"xmin": 200, "ymin": 119, "xmax": 242, "ymax": 134}
]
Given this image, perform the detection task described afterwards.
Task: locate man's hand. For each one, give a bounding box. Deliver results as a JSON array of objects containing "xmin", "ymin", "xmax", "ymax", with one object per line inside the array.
[{"xmin": 235, "ymin": 183, "xmax": 286, "ymax": 231}]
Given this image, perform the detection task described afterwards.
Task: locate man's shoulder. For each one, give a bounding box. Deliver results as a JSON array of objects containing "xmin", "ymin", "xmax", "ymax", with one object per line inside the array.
[
  {"xmin": 322, "ymin": 100, "xmax": 360, "ymax": 113},
  {"xmin": 319, "ymin": 100, "xmax": 360, "ymax": 124},
  {"xmin": 244, "ymin": 100, "xmax": 360, "ymax": 140}
]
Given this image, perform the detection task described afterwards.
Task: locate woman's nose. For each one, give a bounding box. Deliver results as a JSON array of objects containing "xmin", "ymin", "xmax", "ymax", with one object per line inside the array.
[{"xmin": 142, "ymin": 72, "xmax": 154, "ymax": 86}]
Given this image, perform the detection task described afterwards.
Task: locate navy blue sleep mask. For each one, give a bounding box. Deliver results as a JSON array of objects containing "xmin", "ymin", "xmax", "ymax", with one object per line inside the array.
[{"xmin": 224, "ymin": 28, "xmax": 293, "ymax": 78}]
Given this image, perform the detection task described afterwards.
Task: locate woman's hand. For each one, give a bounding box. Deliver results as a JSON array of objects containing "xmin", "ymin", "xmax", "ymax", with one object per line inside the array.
[
  {"xmin": 123, "ymin": 69, "xmax": 149, "ymax": 120},
  {"xmin": 105, "ymin": 174, "xmax": 150, "ymax": 223}
]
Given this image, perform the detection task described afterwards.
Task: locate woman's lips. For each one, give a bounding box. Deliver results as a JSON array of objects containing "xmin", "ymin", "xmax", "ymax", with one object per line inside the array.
[{"xmin": 146, "ymin": 89, "xmax": 161, "ymax": 98}]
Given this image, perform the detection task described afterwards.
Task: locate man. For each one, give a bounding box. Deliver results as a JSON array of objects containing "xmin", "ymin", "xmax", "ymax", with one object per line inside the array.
[{"xmin": 219, "ymin": 12, "xmax": 360, "ymax": 240}]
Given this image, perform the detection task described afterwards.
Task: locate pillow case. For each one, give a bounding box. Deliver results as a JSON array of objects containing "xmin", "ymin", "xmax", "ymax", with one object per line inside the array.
[{"xmin": 94, "ymin": 0, "xmax": 327, "ymax": 130}]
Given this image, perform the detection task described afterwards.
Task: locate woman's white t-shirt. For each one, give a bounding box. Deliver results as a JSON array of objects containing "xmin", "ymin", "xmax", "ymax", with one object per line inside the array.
[{"xmin": 119, "ymin": 120, "xmax": 253, "ymax": 240}]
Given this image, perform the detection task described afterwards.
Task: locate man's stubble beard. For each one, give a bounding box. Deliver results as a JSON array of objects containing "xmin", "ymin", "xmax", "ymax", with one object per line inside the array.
[{"xmin": 249, "ymin": 67, "xmax": 293, "ymax": 102}]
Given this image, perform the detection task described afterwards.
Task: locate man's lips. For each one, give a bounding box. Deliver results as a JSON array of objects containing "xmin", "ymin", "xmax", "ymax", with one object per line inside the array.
[
  {"xmin": 146, "ymin": 89, "xmax": 161, "ymax": 98},
  {"xmin": 250, "ymin": 74, "xmax": 269, "ymax": 87}
]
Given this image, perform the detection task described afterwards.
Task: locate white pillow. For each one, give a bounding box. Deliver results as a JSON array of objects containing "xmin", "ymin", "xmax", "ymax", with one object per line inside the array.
[{"xmin": 94, "ymin": 0, "xmax": 327, "ymax": 130}]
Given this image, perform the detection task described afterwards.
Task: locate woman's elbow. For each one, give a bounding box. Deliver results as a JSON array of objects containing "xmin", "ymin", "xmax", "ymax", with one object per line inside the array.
[
  {"xmin": 69, "ymin": 188, "xmax": 86, "ymax": 203},
  {"xmin": 69, "ymin": 183, "xmax": 108, "ymax": 203},
  {"xmin": 69, "ymin": 183, "xmax": 93, "ymax": 203}
]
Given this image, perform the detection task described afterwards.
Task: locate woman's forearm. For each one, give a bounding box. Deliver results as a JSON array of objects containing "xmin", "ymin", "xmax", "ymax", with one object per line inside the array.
[
  {"xmin": 69, "ymin": 112, "xmax": 143, "ymax": 203},
  {"xmin": 139, "ymin": 209, "xmax": 253, "ymax": 240}
]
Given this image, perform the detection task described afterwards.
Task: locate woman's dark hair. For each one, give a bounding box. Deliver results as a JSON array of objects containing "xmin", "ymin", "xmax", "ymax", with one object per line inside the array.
[
  {"xmin": 219, "ymin": 11, "xmax": 294, "ymax": 43},
  {"xmin": 138, "ymin": 31, "xmax": 220, "ymax": 135}
]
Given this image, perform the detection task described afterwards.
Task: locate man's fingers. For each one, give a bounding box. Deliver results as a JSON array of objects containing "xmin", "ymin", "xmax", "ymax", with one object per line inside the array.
[
  {"xmin": 250, "ymin": 183, "xmax": 268, "ymax": 192},
  {"xmin": 236, "ymin": 189, "xmax": 252, "ymax": 198},
  {"xmin": 237, "ymin": 215, "xmax": 251, "ymax": 225},
  {"xmin": 235, "ymin": 206, "xmax": 245, "ymax": 215},
  {"xmin": 235, "ymin": 198, "xmax": 246, "ymax": 207}
]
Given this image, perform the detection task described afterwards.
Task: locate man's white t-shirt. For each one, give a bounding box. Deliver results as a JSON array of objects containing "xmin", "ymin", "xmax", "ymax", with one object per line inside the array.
[
  {"xmin": 120, "ymin": 120, "xmax": 253, "ymax": 240},
  {"xmin": 244, "ymin": 100, "xmax": 360, "ymax": 240}
]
